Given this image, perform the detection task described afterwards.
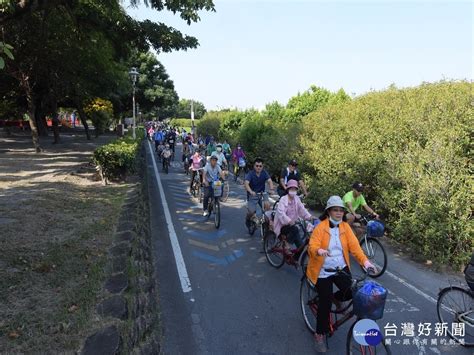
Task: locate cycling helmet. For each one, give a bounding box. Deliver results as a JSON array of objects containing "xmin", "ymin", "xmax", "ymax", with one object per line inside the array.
[
  {"xmin": 367, "ymin": 220, "xmax": 385, "ymax": 237},
  {"xmin": 353, "ymin": 182, "xmax": 364, "ymax": 192},
  {"xmin": 289, "ymin": 159, "xmax": 298, "ymax": 166},
  {"xmin": 210, "ymin": 153, "xmax": 219, "ymax": 160}
]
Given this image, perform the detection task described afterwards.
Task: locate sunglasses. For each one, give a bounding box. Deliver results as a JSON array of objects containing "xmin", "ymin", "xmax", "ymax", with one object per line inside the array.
[
  {"xmin": 254, "ymin": 164, "xmax": 263, "ymax": 168},
  {"xmin": 331, "ymin": 208, "xmax": 345, "ymax": 213}
]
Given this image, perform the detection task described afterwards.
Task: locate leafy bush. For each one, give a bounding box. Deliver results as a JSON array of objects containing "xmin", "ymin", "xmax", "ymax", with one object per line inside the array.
[
  {"xmin": 170, "ymin": 118, "xmax": 194, "ymax": 129},
  {"xmin": 93, "ymin": 136, "xmax": 140, "ymax": 182},
  {"xmin": 299, "ymin": 81, "xmax": 473, "ymax": 268},
  {"xmin": 84, "ymin": 98, "xmax": 114, "ymax": 136}
]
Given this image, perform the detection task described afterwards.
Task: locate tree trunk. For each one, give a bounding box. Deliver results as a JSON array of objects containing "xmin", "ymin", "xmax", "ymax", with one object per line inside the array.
[
  {"xmin": 26, "ymin": 95, "xmax": 42, "ymax": 152},
  {"xmin": 75, "ymin": 99, "xmax": 91, "ymax": 140},
  {"xmin": 34, "ymin": 99, "xmax": 48, "ymax": 136}
]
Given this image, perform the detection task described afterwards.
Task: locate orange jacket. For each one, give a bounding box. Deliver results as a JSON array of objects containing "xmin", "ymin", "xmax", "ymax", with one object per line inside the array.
[{"xmin": 306, "ymin": 219, "xmax": 368, "ymax": 284}]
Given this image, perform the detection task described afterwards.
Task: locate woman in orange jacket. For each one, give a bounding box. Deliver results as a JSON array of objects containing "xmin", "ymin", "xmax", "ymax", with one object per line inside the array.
[{"xmin": 307, "ymin": 195, "xmax": 376, "ymax": 352}]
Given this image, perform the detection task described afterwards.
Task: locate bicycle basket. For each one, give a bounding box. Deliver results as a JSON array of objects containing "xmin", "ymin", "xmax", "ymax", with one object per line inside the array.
[
  {"xmin": 212, "ymin": 181, "xmax": 223, "ymax": 197},
  {"xmin": 367, "ymin": 220, "xmax": 385, "ymax": 238},
  {"xmin": 239, "ymin": 158, "xmax": 246, "ymax": 167},
  {"xmin": 353, "ymin": 281, "xmax": 387, "ymax": 320}
]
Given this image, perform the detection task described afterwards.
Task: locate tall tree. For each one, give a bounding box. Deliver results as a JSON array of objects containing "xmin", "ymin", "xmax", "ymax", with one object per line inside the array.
[
  {"xmin": 127, "ymin": 51, "xmax": 179, "ymax": 120},
  {"xmin": 175, "ymin": 98, "xmax": 206, "ymax": 119},
  {"xmin": 0, "ymin": 0, "xmax": 215, "ymax": 150}
]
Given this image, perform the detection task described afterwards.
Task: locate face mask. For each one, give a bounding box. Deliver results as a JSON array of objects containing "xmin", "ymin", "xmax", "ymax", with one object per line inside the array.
[
  {"xmin": 329, "ymin": 217, "xmax": 342, "ymax": 226},
  {"xmin": 217, "ymin": 148, "xmax": 222, "ymax": 152},
  {"xmin": 288, "ymin": 191, "xmax": 297, "ymax": 196},
  {"xmin": 237, "ymin": 147, "xmax": 241, "ymax": 150}
]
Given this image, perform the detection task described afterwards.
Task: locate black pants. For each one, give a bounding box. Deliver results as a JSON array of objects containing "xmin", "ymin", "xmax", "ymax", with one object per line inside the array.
[
  {"xmin": 203, "ymin": 186, "xmax": 214, "ymax": 211},
  {"xmin": 280, "ymin": 225, "xmax": 302, "ymax": 248},
  {"xmin": 315, "ymin": 266, "xmax": 353, "ymax": 334}
]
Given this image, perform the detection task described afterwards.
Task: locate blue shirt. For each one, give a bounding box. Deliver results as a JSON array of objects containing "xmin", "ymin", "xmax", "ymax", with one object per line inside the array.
[
  {"xmin": 245, "ymin": 169, "xmax": 270, "ymax": 195},
  {"xmin": 154, "ymin": 131, "xmax": 163, "ymax": 141}
]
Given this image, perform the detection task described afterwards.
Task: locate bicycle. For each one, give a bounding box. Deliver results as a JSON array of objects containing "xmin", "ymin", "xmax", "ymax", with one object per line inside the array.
[
  {"xmin": 437, "ymin": 283, "xmax": 473, "ymax": 347},
  {"xmin": 203, "ymin": 180, "xmax": 223, "ymax": 229},
  {"xmin": 263, "ymin": 217, "xmax": 315, "ymax": 273},
  {"xmin": 220, "ymin": 167, "xmax": 230, "ymax": 202},
  {"xmin": 162, "ymin": 156, "xmax": 170, "ymax": 174},
  {"xmin": 234, "ymin": 158, "xmax": 247, "ymax": 184},
  {"xmin": 300, "ymin": 267, "xmax": 391, "ymax": 354},
  {"xmin": 190, "ymin": 168, "xmax": 204, "ymax": 198},
  {"xmin": 247, "ymin": 192, "xmax": 270, "ymax": 241},
  {"xmin": 352, "ymin": 215, "xmax": 388, "ymax": 278}
]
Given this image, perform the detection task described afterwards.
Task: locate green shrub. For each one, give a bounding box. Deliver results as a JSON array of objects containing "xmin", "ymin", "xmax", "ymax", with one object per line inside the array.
[
  {"xmin": 170, "ymin": 118, "xmax": 194, "ymax": 129},
  {"xmin": 300, "ymin": 80, "xmax": 473, "ymax": 268},
  {"xmin": 93, "ymin": 136, "xmax": 140, "ymax": 182}
]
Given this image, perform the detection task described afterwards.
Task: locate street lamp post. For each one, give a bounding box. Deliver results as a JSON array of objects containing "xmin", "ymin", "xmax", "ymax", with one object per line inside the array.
[
  {"xmin": 191, "ymin": 100, "xmax": 195, "ymax": 138},
  {"xmin": 128, "ymin": 67, "xmax": 139, "ymax": 139}
]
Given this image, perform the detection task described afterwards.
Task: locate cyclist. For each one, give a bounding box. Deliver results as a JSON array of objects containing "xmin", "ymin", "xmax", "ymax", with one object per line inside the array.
[
  {"xmin": 277, "ymin": 159, "xmax": 308, "ymax": 197},
  {"xmin": 161, "ymin": 144, "xmax": 172, "ymax": 170},
  {"xmin": 202, "ymin": 153, "xmax": 226, "ymax": 217},
  {"xmin": 154, "ymin": 128, "xmax": 164, "ymax": 152},
  {"xmin": 273, "ymin": 179, "xmax": 312, "ymax": 255},
  {"xmin": 244, "ymin": 158, "xmax": 274, "ymax": 228},
  {"xmin": 206, "ymin": 138, "xmax": 217, "ymax": 157},
  {"xmin": 343, "ymin": 182, "xmax": 379, "ymax": 224},
  {"xmin": 307, "ymin": 195, "xmax": 376, "ymax": 352},
  {"xmin": 222, "ymin": 139, "xmax": 232, "ymax": 161},
  {"xmin": 166, "ymin": 129, "xmax": 177, "ymax": 155},
  {"xmin": 232, "ymin": 143, "xmax": 246, "ymax": 174},
  {"xmin": 189, "ymin": 150, "xmax": 204, "ymax": 191},
  {"xmin": 212, "ymin": 144, "xmax": 228, "ymax": 169}
]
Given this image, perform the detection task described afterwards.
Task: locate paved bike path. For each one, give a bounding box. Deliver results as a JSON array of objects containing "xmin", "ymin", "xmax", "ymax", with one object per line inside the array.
[{"xmin": 146, "ymin": 142, "xmax": 470, "ymax": 355}]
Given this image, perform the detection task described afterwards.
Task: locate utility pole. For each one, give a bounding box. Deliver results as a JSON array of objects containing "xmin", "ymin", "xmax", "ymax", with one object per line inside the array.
[{"xmin": 191, "ymin": 100, "xmax": 195, "ymax": 138}]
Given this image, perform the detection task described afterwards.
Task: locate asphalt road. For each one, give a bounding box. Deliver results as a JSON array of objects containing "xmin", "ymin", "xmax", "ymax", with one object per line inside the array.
[{"xmin": 146, "ymin": 142, "xmax": 472, "ymax": 355}]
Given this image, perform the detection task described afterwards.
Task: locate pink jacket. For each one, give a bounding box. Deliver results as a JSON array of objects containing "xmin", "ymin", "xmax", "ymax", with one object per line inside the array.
[{"xmin": 273, "ymin": 195, "xmax": 312, "ymax": 236}]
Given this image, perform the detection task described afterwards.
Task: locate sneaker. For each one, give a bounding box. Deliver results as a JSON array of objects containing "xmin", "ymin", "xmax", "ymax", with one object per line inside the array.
[
  {"xmin": 314, "ymin": 333, "xmax": 327, "ymax": 353},
  {"xmin": 203, "ymin": 211, "xmax": 209, "ymax": 217}
]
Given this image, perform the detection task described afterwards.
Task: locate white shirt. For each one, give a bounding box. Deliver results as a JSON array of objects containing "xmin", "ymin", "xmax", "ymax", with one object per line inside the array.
[{"xmin": 319, "ymin": 226, "xmax": 347, "ymax": 278}]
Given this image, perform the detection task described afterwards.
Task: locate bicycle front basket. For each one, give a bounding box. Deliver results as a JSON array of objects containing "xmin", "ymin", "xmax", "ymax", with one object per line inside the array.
[
  {"xmin": 353, "ymin": 281, "xmax": 387, "ymax": 320},
  {"xmin": 367, "ymin": 220, "xmax": 385, "ymax": 238},
  {"xmin": 212, "ymin": 181, "xmax": 223, "ymax": 197}
]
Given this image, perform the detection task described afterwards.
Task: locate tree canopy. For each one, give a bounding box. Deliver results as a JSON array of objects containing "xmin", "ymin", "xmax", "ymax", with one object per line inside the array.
[{"xmin": 0, "ymin": 0, "xmax": 215, "ymax": 151}]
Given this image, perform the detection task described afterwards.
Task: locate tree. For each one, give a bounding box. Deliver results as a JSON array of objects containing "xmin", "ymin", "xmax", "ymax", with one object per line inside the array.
[
  {"xmin": 175, "ymin": 99, "xmax": 206, "ymax": 119},
  {"xmin": 127, "ymin": 51, "xmax": 179, "ymax": 120},
  {"xmin": 0, "ymin": 0, "xmax": 215, "ymax": 150}
]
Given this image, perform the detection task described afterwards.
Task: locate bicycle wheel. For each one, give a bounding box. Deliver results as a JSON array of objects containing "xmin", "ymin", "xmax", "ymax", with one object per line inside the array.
[
  {"xmin": 214, "ymin": 199, "xmax": 221, "ymax": 229},
  {"xmin": 346, "ymin": 319, "xmax": 392, "ymax": 355},
  {"xmin": 437, "ymin": 286, "xmax": 474, "ymax": 346},
  {"xmin": 298, "ymin": 247, "xmax": 309, "ymax": 275},
  {"xmin": 300, "ymin": 277, "xmax": 318, "ymax": 333},
  {"xmin": 221, "ymin": 181, "xmax": 230, "ymax": 202},
  {"xmin": 264, "ymin": 231, "xmax": 285, "ymax": 268},
  {"xmin": 359, "ymin": 237, "xmax": 387, "ymax": 278}
]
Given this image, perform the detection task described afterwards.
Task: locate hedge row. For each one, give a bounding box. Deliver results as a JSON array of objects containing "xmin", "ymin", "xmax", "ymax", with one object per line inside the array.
[
  {"xmin": 196, "ymin": 81, "xmax": 473, "ymax": 269},
  {"xmin": 93, "ymin": 134, "xmax": 141, "ymax": 182}
]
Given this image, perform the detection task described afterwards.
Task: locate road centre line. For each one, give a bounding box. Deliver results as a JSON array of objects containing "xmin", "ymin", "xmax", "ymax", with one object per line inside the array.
[{"xmin": 147, "ymin": 140, "xmax": 192, "ymax": 293}]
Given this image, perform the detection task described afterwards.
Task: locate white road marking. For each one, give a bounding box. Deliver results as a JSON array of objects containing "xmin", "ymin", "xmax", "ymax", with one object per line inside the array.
[
  {"xmin": 147, "ymin": 140, "xmax": 192, "ymax": 293},
  {"xmin": 385, "ymin": 270, "xmax": 438, "ymax": 305}
]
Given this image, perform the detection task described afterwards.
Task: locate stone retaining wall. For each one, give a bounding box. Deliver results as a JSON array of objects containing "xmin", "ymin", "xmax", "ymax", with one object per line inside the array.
[{"xmin": 80, "ymin": 157, "xmax": 160, "ymax": 355}]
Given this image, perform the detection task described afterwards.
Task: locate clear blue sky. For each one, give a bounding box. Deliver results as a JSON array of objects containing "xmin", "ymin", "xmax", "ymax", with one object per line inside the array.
[{"xmin": 126, "ymin": 1, "xmax": 472, "ymax": 110}]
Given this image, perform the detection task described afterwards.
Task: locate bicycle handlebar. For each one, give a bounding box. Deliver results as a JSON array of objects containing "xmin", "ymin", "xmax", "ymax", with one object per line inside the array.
[{"xmin": 323, "ymin": 267, "xmax": 371, "ymax": 287}]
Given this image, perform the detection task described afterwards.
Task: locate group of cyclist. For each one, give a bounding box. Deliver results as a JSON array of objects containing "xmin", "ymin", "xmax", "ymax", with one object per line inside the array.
[
  {"xmin": 240, "ymin": 155, "xmax": 380, "ymax": 352},
  {"xmin": 153, "ymin": 125, "xmax": 382, "ymax": 352}
]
